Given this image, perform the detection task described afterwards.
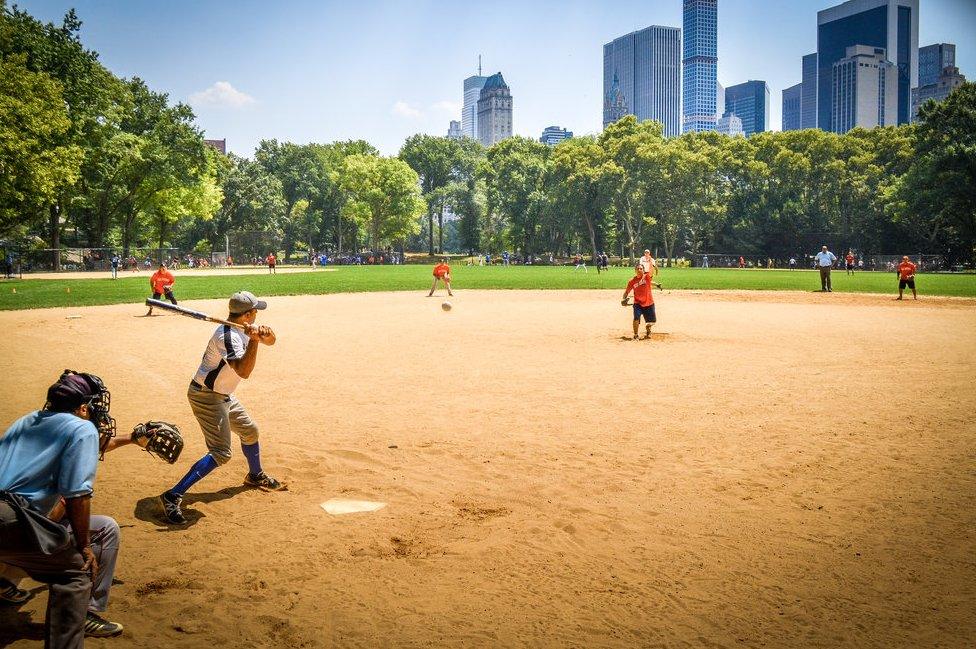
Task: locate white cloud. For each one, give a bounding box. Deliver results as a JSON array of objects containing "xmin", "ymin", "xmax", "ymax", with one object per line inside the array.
[
  {"xmin": 189, "ymin": 81, "xmax": 256, "ymax": 108},
  {"xmin": 391, "ymin": 101, "xmax": 423, "ymax": 119},
  {"xmin": 430, "ymin": 100, "xmax": 461, "ymax": 115}
]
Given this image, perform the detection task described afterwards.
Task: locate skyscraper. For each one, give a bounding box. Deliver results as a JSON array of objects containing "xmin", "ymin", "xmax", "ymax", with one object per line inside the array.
[
  {"xmin": 447, "ymin": 120, "xmax": 462, "ymax": 140},
  {"xmin": 462, "ymin": 68, "xmax": 488, "ymax": 139},
  {"xmin": 603, "ymin": 25, "xmax": 682, "ymax": 137},
  {"xmin": 716, "ymin": 112, "xmax": 744, "ymax": 137},
  {"xmin": 540, "ymin": 126, "xmax": 573, "ymax": 146},
  {"xmin": 801, "ymin": 53, "xmax": 818, "ymax": 128},
  {"xmin": 918, "ymin": 43, "xmax": 955, "ymax": 87},
  {"xmin": 831, "ymin": 45, "xmax": 897, "ymax": 133},
  {"xmin": 477, "ymin": 73, "xmax": 513, "ymax": 147},
  {"xmin": 912, "ymin": 65, "xmax": 966, "ymax": 119},
  {"xmin": 682, "ymin": 0, "xmax": 718, "ymax": 133},
  {"xmin": 817, "ymin": 0, "xmax": 918, "ymax": 131},
  {"xmin": 716, "ymin": 81, "xmax": 725, "ymax": 119},
  {"xmin": 783, "ymin": 84, "xmax": 803, "ymax": 131},
  {"xmin": 725, "ymin": 81, "xmax": 770, "ymax": 136}
]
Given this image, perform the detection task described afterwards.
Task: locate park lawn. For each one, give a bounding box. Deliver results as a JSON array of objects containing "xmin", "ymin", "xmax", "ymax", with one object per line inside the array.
[{"xmin": 0, "ymin": 265, "xmax": 974, "ymax": 311}]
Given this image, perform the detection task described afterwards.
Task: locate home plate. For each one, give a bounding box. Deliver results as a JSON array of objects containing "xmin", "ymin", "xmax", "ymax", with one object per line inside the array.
[{"xmin": 321, "ymin": 499, "xmax": 387, "ymax": 515}]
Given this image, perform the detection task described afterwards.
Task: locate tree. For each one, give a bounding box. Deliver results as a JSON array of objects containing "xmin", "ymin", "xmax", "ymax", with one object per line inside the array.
[
  {"xmin": 892, "ymin": 82, "xmax": 976, "ymax": 263},
  {"xmin": 548, "ymin": 137, "xmax": 614, "ymax": 263},
  {"xmin": 480, "ymin": 137, "xmax": 549, "ymax": 255},
  {"xmin": 340, "ymin": 155, "xmax": 425, "ymax": 255},
  {"xmin": 600, "ymin": 116, "xmax": 666, "ymax": 263},
  {"xmin": 399, "ymin": 135, "xmax": 460, "ymax": 254},
  {"xmin": 0, "ymin": 55, "xmax": 82, "ymax": 236}
]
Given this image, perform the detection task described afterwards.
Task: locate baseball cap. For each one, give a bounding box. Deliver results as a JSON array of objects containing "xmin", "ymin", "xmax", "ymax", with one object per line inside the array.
[
  {"xmin": 229, "ymin": 291, "xmax": 267, "ymax": 315},
  {"xmin": 47, "ymin": 373, "xmax": 97, "ymax": 412}
]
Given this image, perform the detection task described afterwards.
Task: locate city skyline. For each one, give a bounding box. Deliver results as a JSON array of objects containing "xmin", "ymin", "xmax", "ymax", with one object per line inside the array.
[{"xmin": 16, "ymin": 0, "xmax": 975, "ymax": 155}]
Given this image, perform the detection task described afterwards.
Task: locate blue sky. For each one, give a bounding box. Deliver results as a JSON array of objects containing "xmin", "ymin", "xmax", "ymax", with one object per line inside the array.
[{"xmin": 17, "ymin": 0, "xmax": 976, "ymax": 156}]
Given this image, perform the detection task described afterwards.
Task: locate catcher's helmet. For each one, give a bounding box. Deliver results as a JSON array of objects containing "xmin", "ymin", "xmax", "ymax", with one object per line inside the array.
[{"xmin": 46, "ymin": 369, "xmax": 117, "ymax": 458}]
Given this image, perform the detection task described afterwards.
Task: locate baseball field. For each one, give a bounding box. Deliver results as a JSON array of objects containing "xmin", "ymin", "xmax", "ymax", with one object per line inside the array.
[{"xmin": 1, "ymin": 271, "xmax": 974, "ymax": 648}]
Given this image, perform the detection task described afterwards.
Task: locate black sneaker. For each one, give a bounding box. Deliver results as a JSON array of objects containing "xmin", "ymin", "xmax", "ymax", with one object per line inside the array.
[
  {"xmin": 244, "ymin": 472, "xmax": 288, "ymax": 491},
  {"xmin": 0, "ymin": 578, "xmax": 31, "ymax": 605},
  {"xmin": 158, "ymin": 491, "xmax": 186, "ymax": 525},
  {"xmin": 85, "ymin": 612, "xmax": 123, "ymax": 637}
]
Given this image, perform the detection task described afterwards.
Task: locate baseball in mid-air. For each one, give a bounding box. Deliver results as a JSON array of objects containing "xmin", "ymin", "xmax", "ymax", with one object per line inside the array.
[{"xmin": 441, "ymin": 301, "xmax": 452, "ymax": 312}]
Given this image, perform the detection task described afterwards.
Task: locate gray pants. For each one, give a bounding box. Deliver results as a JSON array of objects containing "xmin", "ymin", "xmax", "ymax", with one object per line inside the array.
[
  {"xmin": 0, "ymin": 513, "xmax": 119, "ymax": 649},
  {"xmin": 187, "ymin": 384, "xmax": 259, "ymax": 465},
  {"xmin": 819, "ymin": 266, "xmax": 832, "ymax": 290}
]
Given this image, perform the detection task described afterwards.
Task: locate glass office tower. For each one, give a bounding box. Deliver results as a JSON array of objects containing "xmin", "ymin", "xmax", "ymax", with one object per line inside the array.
[
  {"xmin": 817, "ymin": 0, "xmax": 918, "ymax": 131},
  {"xmin": 801, "ymin": 53, "xmax": 818, "ymax": 128},
  {"xmin": 603, "ymin": 25, "xmax": 682, "ymax": 137},
  {"xmin": 462, "ymin": 75, "xmax": 488, "ymax": 139},
  {"xmin": 682, "ymin": 0, "xmax": 718, "ymax": 133},
  {"xmin": 724, "ymin": 80, "xmax": 770, "ymax": 136},
  {"xmin": 783, "ymin": 83, "xmax": 803, "ymax": 131},
  {"xmin": 918, "ymin": 43, "xmax": 955, "ymax": 87}
]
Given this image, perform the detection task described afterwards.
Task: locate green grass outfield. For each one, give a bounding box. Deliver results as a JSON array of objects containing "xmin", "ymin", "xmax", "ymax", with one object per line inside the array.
[{"xmin": 0, "ymin": 265, "xmax": 974, "ymax": 311}]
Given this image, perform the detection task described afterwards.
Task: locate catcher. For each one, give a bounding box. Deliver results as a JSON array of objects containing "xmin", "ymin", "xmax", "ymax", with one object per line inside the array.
[
  {"xmin": 146, "ymin": 263, "xmax": 177, "ymax": 316},
  {"xmin": 0, "ymin": 370, "xmax": 182, "ymax": 644},
  {"xmin": 621, "ymin": 263, "xmax": 661, "ymax": 340}
]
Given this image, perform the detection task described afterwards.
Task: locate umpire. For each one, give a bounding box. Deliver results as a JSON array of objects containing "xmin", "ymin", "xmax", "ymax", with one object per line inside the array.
[{"xmin": 0, "ymin": 372, "xmax": 124, "ymax": 647}]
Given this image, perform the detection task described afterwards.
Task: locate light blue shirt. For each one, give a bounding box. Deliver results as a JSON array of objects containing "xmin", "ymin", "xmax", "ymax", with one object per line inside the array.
[
  {"xmin": 815, "ymin": 251, "xmax": 836, "ymax": 267},
  {"xmin": 0, "ymin": 411, "xmax": 99, "ymax": 513}
]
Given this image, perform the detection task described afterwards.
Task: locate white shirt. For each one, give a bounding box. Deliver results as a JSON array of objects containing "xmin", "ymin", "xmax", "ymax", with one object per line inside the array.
[
  {"xmin": 815, "ymin": 251, "xmax": 836, "ymax": 267},
  {"xmin": 640, "ymin": 255, "xmax": 655, "ymax": 273},
  {"xmin": 193, "ymin": 325, "xmax": 248, "ymax": 394}
]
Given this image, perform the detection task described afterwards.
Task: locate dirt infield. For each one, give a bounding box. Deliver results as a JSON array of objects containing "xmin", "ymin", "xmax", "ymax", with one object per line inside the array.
[{"xmin": 1, "ymin": 290, "xmax": 974, "ymax": 648}]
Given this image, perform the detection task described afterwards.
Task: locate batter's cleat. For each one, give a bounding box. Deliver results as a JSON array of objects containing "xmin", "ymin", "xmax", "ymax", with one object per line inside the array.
[
  {"xmin": 632, "ymin": 334, "xmax": 639, "ymax": 340},
  {"xmin": 158, "ymin": 491, "xmax": 186, "ymax": 525},
  {"xmin": 244, "ymin": 471, "xmax": 288, "ymax": 491},
  {"xmin": 85, "ymin": 612, "xmax": 123, "ymax": 637}
]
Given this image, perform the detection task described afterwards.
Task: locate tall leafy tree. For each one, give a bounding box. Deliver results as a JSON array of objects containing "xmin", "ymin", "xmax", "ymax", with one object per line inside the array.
[
  {"xmin": 891, "ymin": 82, "xmax": 976, "ymax": 263},
  {"xmin": 340, "ymin": 155, "xmax": 425, "ymax": 254},
  {"xmin": 0, "ymin": 55, "xmax": 82, "ymax": 235},
  {"xmin": 399, "ymin": 134, "xmax": 460, "ymax": 254}
]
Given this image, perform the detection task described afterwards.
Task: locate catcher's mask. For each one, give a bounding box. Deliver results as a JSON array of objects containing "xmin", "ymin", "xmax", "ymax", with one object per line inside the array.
[{"xmin": 45, "ymin": 369, "xmax": 117, "ymax": 459}]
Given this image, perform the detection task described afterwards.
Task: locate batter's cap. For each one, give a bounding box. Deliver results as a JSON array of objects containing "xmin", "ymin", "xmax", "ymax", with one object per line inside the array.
[{"xmin": 229, "ymin": 291, "xmax": 267, "ymax": 315}]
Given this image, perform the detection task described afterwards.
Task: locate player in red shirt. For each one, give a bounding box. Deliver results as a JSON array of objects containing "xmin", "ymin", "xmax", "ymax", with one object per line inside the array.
[
  {"xmin": 738, "ymin": 256, "xmax": 745, "ymax": 269},
  {"xmin": 266, "ymin": 253, "xmax": 276, "ymax": 274},
  {"xmin": 896, "ymin": 255, "xmax": 917, "ymax": 300},
  {"xmin": 428, "ymin": 258, "xmax": 453, "ymax": 297},
  {"xmin": 621, "ymin": 264, "xmax": 658, "ymax": 340},
  {"xmin": 146, "ymin": 264, "xmax": 177, "ymax": 316},
  {"xmin": 845, "ymin": 251, "xmax": 855, "ymax": 275}
]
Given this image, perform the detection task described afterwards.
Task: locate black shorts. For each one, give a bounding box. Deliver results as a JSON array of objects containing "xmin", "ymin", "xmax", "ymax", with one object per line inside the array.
[
  {"xmin": 632, "ymin": 303, "xmax": 656, "ymax": 323},
  {"xmin": 846, "ymin": 263, "xmax": 854, "ymax": 270},
  {"xmin": 899, "ymin": 278, "xmax": 915, "ymax": 289}
]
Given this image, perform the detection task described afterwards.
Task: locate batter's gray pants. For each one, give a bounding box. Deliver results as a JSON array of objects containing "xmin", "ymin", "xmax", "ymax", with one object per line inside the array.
[{"xmin": 187, "ymin": 384, "xmax": 259, "ymax": 465}]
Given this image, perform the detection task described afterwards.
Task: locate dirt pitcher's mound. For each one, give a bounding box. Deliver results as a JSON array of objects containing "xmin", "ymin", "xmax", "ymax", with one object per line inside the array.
[{"xmin": 1, "ymin": 290, "xmax": 974, "ymax": 648}]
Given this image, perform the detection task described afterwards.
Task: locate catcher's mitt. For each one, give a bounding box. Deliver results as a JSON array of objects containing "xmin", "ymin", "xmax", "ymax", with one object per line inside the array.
[{"xmin": 131, "ymin": 421, "xmax": 184, "ymax": 464}]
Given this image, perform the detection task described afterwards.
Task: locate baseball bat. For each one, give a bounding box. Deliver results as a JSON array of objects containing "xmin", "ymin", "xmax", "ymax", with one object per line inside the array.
[{"xmin": 144, "ymin": 299, "xmax": 247, "ymax": 331}]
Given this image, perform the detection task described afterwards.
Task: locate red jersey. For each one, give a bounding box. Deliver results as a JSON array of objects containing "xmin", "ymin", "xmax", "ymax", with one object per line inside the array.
[
  {"xmin": 150, "ymin": 269, "xmax": 174, "ymax": 293},
  {"xmin": 898, "ymin": 261, "xmax": 916, "ymax": 280},
  {"xmin": 267, "ymin": 254, "xmax": 276, "ymax": 266},
  {"xmin": 433, "ymin": 263, "xmax": 450, "ymax": 278},
  {"xmin": 625, "ymin": 274, "xmax": 654, "ymax": 307},
  {"xmin": 846, "ymin": 254, "xmax": 854, "ymax": 265}
]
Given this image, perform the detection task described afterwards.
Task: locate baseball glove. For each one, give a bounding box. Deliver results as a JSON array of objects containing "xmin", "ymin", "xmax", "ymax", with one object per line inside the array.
[
  {"xmin": 621, "ymin": 298, "xmax": 630, "ymax": 306},
  {"xmin": 131, "ymin": 421, "xmax": 184, "ymax": 464}
]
